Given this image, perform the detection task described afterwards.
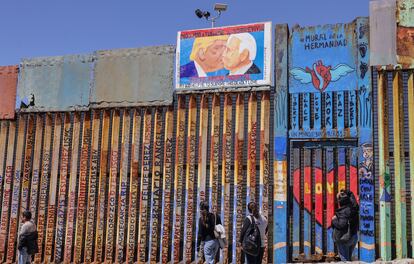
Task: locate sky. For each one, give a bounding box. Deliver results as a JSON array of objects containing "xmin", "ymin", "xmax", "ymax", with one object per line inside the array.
[{"xmin": 0, "ymin": 0, "xmax": 370, "ymax": 65}]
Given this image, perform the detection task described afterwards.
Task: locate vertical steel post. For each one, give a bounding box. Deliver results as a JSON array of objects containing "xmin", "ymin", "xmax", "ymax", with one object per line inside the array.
[{"xmin": 377, "ymin": 71, "xmax": 392, "ymax": 260}]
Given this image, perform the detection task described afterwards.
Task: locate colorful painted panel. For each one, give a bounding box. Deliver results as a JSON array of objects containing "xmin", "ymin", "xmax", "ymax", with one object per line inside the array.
[
  {"xmin": 16, "ymin": 55, "xmax": 92, "ymax": 112},
  {"xmin": 176, "ymin": 22, "xmax": 272, "ymax": 90},
  {"xmin": 288, "ymin": 20, "xmax": 364, "ymax": 139},
  {"xmin": 290, "ymin": 142, "xmax": 359, "ymax": 262},
  {"xmin": 0, "ymin": 66, "xmax": 18, "ymax": 119},
  {"xmin": 289, "ymin": 23, "xmax": 357, "ymax": 93}
]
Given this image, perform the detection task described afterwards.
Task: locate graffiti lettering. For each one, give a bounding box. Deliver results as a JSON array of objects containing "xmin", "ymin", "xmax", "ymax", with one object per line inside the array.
[
  {"xmin": 325, "ymin": 93, "xmax": 332, "ymax": 127},
  {"xmin": 150, "ymin": 116, "xmax": 163, "ymax": 261},
  {"xmin": 161, "ymin": 136, "xmax": 173, "ymax": 263},
  {"xmin": 292, "ymin": 95, "xmax": 298, "ymax": 129},
  {"xmin": 303, "ymin": 95, "xmax": 309, "ymax": 123},
  {"xmin": 302, "ymin": 33, "xmax": 348, "ymax": 50},
  {"xmin": 55, "ymin": 127, "xmax": 70, "ymax": 262},
  {"xmin": 173, "ymin": 119, "xmax": 186, "ymax": 261}
]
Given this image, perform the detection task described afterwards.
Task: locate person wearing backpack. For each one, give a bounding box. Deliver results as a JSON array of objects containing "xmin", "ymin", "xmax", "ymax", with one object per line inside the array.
[
  {"xmin": 18, "ymin": 211, "xmax": 38, "ymax": 264},
  {"xmin": 240, "ymin": 201, "xmax": 268, "ymax": 264},
  {"xmin": 332, "ymin": 190, "xmax": 359, "ymax": 261},
  {"xmin": 197, "ymin": 201, "xmax": 222, "ymax": 264}
]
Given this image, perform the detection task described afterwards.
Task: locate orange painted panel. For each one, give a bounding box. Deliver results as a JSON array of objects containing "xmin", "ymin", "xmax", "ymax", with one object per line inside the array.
[{"xmin": 0, "ymin": 66, "xmax": 18, "ymax": 119}]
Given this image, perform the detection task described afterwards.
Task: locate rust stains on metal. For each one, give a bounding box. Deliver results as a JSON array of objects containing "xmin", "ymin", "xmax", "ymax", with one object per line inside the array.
[{"xmin": 0, "ymin": 66, "xmax": 18, "ymax": 119}]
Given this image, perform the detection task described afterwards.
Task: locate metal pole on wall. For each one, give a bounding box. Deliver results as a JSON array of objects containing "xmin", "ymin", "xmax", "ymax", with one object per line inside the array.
[
  {"xmin": 356, "ymin": 17, "xmax": 375, "ymax": 262},
  {"xmin": 408, "ymin": 72, "xmax": 414, "ymax": 256},
  {"xmin": 377, "ymin": 71, "xmax": 392, "ymax": 260},
  {"xmin": 273, "ymin": 24, "xmax": 289, "ymax": 264},
  {"xmin": 195, "ymin": 4, "xmax": 226, "ymax": 28},
  {"xmin": 392, "ymin": 71, "xmax": 407, "ymax": 259}
]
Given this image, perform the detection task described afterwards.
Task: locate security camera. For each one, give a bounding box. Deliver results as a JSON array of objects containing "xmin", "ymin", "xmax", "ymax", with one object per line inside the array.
[
  {"xmin": 195, "ymin": 9, "xmax": 211, "ymax": 19},
  {"xmin": 195, "ymin": 9, "xmax": 204, "ymax": 18},
  {"xmin": 214, "ymin": 3, "xmax": 227, "ymax": 12}
]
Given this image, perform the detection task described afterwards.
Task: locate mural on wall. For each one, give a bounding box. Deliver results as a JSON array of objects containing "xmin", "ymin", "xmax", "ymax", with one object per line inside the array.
[
  {"xmin": 287, "ymin": 18, "xmax": 374, "ymax": 262},
  {"xmin": 176, "ymin": 22, "xmax": 272, "ymax": 89},
  {"xmin": 288, "ymin": 22, "xmax": 360, "ymax": 140},
  {"xmin": 356, "ymin": 17, "xmax": 375, "ymax": 262},
  {"xmin": 289, "ymin": 23, "xmax": 357, "ymax": 93}
]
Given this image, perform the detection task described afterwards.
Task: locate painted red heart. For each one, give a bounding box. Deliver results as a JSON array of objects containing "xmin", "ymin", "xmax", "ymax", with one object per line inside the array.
[
  {"xmin": 293, "ymin": 165, "xmax": 357, "ymax": 228},
  {"xmin": 306, "ymin": 60, "xmax": 332, "ymax": 92}
]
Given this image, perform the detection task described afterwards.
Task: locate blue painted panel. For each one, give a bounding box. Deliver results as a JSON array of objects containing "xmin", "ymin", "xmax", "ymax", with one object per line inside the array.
[
  {"xmin": 273, "ymin": 201, "xmax": 287, "ymax": 261},
  {"xmin": 292, "ymin": 201, "xmax": 300, "ymax": 259},
  {"xmin": 274, "ymin": 24, "xmax": 289, "ymax": 264},
  {"xmin": 17, "ymin": 55, "xmax": 92, "ymax": 112},
  {"xmin": 356, "ymin": 17, "xmax": 375, "ymax": 262},
  {"xmin": 289, "ymin": 23, "xmax": 357, "ymax": 93}
]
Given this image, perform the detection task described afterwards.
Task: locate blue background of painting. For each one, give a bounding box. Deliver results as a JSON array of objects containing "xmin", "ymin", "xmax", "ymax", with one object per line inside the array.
[
  {"xmin": 179, "ymin": 30, "xmax": 264, "ymax": 85},
  {"xmin": 289, "ymin": 24, "xmax": 358, "ymax": 93}
]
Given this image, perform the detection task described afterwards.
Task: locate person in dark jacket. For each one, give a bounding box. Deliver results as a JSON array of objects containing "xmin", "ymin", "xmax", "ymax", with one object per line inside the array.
[
  {"xmin": 18, "ymin": 211, "xmax": 38, "ymax": 264},
  {"xmin": 239, "ymin": 201, "xmax": 268, "ymax": 264},
  {"xmin": 332, "ymin": 190, "xmax": 359, "ymax": 261},
  {"xmin": 197, "ymin": 201, "xmax": 221, "ymax": 264}
]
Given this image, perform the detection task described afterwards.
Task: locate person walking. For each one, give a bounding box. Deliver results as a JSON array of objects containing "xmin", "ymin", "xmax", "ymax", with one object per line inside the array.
[
  {"xmin": 197, "ymin": 201, "xmax": 221, "ymax": 264},
  {"xmin": 240, "ymin": 201, "xmax": 268, "ymax": 264},
  {"xmin": 332, "ymin": 190, "xmax": 359, "ymax": 261},
  {"xmin": 17, "ymin": 211, "xmax": 38, "ymax": 264}
]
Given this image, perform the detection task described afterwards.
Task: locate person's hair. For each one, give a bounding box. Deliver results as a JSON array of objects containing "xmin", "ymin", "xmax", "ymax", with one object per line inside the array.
[
  {"xmin": 247, "ymin": 201, "xmax": 256, "ymax": 213},
  {"xmin": 189, "ymin": 35, "xmax": 229, "ymax": 61},
  {"xmin": 22, "ymin": 210, "xmax": 32, "ymax": 220},
  {"xmin": 200, "ymin": 201, "xmax": 209, "ymax": 212},
  {"xmin": 227, "ymin": 33, "xmax": 257, "ymax": 61},
  {"xmin": 337, "ymin": 190, "xmax": 351, "ymax": 207}
]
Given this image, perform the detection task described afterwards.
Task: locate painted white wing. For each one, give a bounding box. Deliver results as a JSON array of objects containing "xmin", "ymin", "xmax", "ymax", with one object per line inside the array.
[
  {"xmin": 290, "ymin": 68, "xmax": 312, "ymax": 84},
  {"xmin": 330, "ymin": 64, "xmax": 354, "ymax": 82}
]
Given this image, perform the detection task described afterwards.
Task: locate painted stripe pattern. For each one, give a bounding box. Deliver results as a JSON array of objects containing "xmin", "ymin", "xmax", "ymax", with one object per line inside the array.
[
  {"xmin": 105, "ymin": 111, "xmax": 120, "ymax": 262},
  {"xmin": 137, "ymin": 109, "xmax": 152, "ymax": 263},
  {"xmin": 74, "ymin": 113, "xmax": 91, "ymax": 263},
  {"xmin": 6, "ymin": 116, "xmax": 25, "ymax": 262},
  {"xmin": 126, "ymin": 110, "xmax": 141, "ymax": 263},
  {"xmin": 0, "ymin": 91, "xmax": 284, "ymax": 263},
  {"xmin": 55, "ymin": 113, "xmax": 71, "ymax": 262},
  {"xmin": 0, "ymin": 121, "xmax": 15, "ymax": 262},
  {"xmin": 44, "ymin": 114, "xmax": 62, "ymax": 263},
  {"xmin": 84, "ymin": 112, "xmax": 100, "ymax": 263}
]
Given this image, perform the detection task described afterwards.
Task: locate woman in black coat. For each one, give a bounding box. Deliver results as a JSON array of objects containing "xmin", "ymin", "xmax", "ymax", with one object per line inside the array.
[
  {"xmin": 332, "ymin": 190, "xmax": 359, "ymax": 261},
  {"xmin": 197, "ymin": 201, "xmax": 221, "ymax": 264}
]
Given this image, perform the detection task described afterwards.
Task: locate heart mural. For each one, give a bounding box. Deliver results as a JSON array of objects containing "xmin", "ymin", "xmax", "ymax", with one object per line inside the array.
[
  {"xmin": 293, "ymin": 165, "xmax": 358, "ymax": 228},
  {"xmin": 290, "ymin": 60, "xmax": 355, "ymax": 92}
]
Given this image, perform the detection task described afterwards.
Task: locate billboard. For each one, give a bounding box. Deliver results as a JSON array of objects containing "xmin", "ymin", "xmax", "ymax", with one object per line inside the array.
[{"xmin": 176, "ymin": 22, "xmax": 272, "ymax": 90}]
